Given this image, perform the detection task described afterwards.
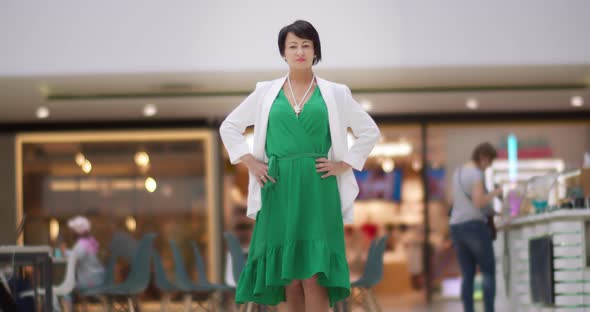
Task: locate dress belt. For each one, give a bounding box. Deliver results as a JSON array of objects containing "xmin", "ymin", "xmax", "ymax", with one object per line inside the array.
[{"xmin": 264, "ymin": 153, "xmax": 327, "ymax": 190}]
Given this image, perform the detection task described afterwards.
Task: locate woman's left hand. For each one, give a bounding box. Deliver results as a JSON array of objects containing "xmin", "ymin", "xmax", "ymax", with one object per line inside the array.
[{"xmin": 315, "ymin": 158, "xmax": 352, "ymax": 178}]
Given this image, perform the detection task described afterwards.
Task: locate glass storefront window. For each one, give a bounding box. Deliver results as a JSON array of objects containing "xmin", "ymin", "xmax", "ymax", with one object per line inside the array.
[{"xmin": 16, "ymin": 130, "xmax": 220, "ymax": 296}]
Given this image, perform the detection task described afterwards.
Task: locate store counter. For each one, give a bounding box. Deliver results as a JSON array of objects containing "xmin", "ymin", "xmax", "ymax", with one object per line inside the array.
[{"xmin": 496, "ymin": 209, "xmax": 590, "ymax": 311}]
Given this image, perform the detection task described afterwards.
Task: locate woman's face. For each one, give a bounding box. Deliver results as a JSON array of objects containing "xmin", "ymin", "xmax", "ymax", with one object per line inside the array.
[{"xmin": 283, "ymin": 32, "xmax": 315, "ymax": 70}]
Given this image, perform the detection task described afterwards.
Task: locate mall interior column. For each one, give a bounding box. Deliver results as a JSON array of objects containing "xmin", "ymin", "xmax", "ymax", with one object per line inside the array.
[{"xmin": 0, "ymin": 134, "xmax": 17, "ymax": 244}]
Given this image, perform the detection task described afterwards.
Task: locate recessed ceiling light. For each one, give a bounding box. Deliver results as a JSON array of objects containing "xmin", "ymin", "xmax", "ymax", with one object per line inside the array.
[
  {"xmin": 143, "ymin": 104, "xmax": 157, "ymax": 117},
  {"xmin": 466, "ymin": 98, "xmax": 479, "ymax": 110},
  {"xmin": 36, "ymin": 106, "xmax": 50, "ymax": 119},
  {"xmin": 571, "ymin": 96, "xmax": 584, "ymax": 107},
  {"xmin": 360, "ymin": 100, "xmax": 373, "ymax": 111}
]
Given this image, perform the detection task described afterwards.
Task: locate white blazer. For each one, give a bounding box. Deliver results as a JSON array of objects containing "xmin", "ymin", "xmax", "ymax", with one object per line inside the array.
[{"xmin": 219, "ymin": 75, "xmax": 380, "ymax": 224}]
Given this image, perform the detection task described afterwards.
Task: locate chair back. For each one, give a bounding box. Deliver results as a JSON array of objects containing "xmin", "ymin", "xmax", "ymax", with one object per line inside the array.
[
  {"xmin": 169, "ymin": 240, "xmax": 196, "ymax": 289},
  {"xmin": 356, "ymin": 237, "xmax": 379, "ymax": 283},
  {"xmin": 223, "ymin": 232, "xmax": 247, "ymax": 284},
  {"xmin": 152, "ymin": 252, "xmax": 177, "ymax": 291},
  {"xmin": 120, "ymin": 233, "xmax": 156, "ymax": 293},
  {"xmin": 366, "ymin": 235, "xmax": 388, "ymax": 286},
  {"xmin": 190, "ymin": 241, "xmax": 211, "ymax": 285},
  {"xmin": 101, "ymin": 253, "xmax": 117, "ymax": 287}
]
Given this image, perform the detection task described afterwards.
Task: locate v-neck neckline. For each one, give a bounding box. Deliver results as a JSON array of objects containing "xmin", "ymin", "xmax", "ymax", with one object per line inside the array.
[{"xmin": 281, "ymin": 86, "xmax": 317, "ymax": 118}]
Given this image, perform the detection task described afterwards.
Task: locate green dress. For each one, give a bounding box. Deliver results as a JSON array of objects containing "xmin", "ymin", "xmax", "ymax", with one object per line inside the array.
[{"xmin": 235, "ymin": 87, "xmax": 351, "ymax": 306}]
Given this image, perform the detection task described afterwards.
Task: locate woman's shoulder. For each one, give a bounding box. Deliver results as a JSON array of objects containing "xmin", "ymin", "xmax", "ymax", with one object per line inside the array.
[
  {"xmin": 462, "ymin": 165, "xmax": 483, "ymax": 180},
  {"xmin": 457, "ymin": 163, "xmax": 482, "ymax": 176}
]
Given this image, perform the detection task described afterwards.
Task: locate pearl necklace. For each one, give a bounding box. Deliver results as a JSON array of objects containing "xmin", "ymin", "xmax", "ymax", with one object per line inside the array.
[{"xmin": 287, "ymin": 74, "xmax": 315, "ymax": 116}]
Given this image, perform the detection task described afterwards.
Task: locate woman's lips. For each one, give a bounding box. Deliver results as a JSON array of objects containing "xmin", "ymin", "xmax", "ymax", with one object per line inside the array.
[{"xmin": 296, "ymin": 58, "xmax": 306, "ymax": 62}]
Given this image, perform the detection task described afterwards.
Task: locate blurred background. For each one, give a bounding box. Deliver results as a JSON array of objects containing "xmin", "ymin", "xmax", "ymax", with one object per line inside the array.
[{"xmin": 1, "ymin": 1, "xmax": 590, "ymax": 311}]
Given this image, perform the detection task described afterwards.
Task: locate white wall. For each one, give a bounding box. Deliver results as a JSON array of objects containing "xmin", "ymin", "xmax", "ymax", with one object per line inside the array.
[{"xmin": 1, "ymin": 0, "xmax": 589, "ymax": 76}]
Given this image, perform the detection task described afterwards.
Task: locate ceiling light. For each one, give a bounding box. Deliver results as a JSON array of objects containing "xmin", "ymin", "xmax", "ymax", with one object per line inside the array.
[
  {"xmin": 360, "ymin": 100, "xmax": 373, "ymax": 111},
  {"xmin": 143, "ymin": 104, "xmax": 157, "ymax": 117},
  {"xmin": 382, "ymin": 159, "xmax": 395, "ymax": 173},
  {"xmin": 571, "ymin": 96, "xmax": 584, "ymax": 107},
  {"xmin": 81, "ymin": 159, "xmax": 92, "ymax": 174},
  {"xmin": 134, "ymin": 151, "xmax": 150, "ymax": 167},
  {"xmin": 145, "ymin": 177, "xmax": 157, "ymax": 193},
  {"xmin": 466, "ymin": 98, "xmax": 479, "ymax": 110},
  {"xmin": 36, "ymin": 106, "xmax": 50, "ymax": 119},
  {"xmin": 75, "ymin": 152, "xmax": 86, "ymax": 167}
]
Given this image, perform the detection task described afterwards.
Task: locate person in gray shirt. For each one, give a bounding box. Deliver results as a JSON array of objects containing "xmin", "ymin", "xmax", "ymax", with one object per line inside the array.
[{"xmin": 449, "ymin": 142, "xmax": 502, "ymax": 312}]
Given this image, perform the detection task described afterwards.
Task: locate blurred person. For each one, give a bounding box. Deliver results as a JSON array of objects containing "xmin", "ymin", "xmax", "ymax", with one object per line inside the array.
[
  {"xmin": 402, "ymin": 225, "xmax": 424, "ymax": 290},
  {"xmin": 59, "ymin": 216, "xmax": 105, "ymax": 312},
  {"xmin": 220, "ymin": 20, "xmax": 380, "ymax": 312},
  {"xmin": 107, "ymin": 221, "xmax": 138, "ymax": 263},
  {"xmin": 449, "ymin": 142, "xmax": 501, "ymax": 312}
]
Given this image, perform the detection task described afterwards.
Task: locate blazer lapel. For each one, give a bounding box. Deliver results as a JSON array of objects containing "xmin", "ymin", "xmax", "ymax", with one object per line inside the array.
[{"xmin": 317, "ymin": 77, "xmax": 345, "ymax": 159}]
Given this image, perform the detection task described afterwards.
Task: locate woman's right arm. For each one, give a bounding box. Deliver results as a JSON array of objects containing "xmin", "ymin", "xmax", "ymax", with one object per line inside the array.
[
  {"xmin": 219, "ymin": 83, "xmax": 261, "ymax": 164},
  {"xmin": 219, "ymin": 83, "xmax": 275, "ymax": 186},
  {"xmin": 471, "ymin": 180, "xmax": 502, "ymax": 209}
]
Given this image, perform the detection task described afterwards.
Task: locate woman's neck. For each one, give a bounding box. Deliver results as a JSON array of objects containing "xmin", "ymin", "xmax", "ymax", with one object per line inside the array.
[
  {"xmin": 467, "ymin": 161, "xmax": 483, "ymax": 170},
  {"xmin": 288, "ymin": 69, "xmax": 314, "ymax": 84}
]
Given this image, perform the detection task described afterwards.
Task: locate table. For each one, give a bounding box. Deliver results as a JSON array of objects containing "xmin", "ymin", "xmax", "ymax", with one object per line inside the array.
[
  {"xmin": 495, "ymin": 209, "xmax": 590, "ymax": 311},
  {"xmin": 0, "ymin": 245, "xmax": 53, "ymax": 311}
]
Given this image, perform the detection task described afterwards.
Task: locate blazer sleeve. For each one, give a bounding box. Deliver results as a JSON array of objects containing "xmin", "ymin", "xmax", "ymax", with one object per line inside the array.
[
  {"xmin": 219, "ymin": 82, "xmax": 262, "ymax": 164},
  {"xmin": 341, "ymin": 86, "xmax": 381, "ymax": 171}
]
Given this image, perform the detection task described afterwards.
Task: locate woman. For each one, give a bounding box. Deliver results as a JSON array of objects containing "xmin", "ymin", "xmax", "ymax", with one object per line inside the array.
[
  {"xmin": 449, "ymin": 142, "xmax": 502, "ymax": 312},
  {"xmin": 220, "ymin": 20, "xmax": 380, "ymax": 311},
  {"xmin": 60, "ymin": 216, "xmax": 105, "ymax": 311}
]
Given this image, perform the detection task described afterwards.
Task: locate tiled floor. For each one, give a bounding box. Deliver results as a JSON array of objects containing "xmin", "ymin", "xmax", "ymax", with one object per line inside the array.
[{"xmin": 75, "ymin": 292, "xmax": 511, "ymax": 311}]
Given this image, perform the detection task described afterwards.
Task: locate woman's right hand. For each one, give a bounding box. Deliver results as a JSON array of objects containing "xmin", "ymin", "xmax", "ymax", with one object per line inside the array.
[{"xmin": 240, "ymin": 154, "xmax": 276, "ymax": 187}]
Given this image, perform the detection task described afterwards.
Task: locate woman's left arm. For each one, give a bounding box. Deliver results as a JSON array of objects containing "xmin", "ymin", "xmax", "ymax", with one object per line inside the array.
[
  {"xmin": 316, "ymin": 86, "xmax": 380, "ymax": 177},
  {"xmin": 340, "ymin": 86, "xmax": 381, "ymax": 171}
]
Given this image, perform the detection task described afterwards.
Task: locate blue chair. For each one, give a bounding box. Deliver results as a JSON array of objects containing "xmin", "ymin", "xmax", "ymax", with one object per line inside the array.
[
  {"xmin": 190, "ymin": 241, "xmax": 233, "ymax": 292},
  {"xmin": 348, "ymin": 235, "xmax": 388, "ymax": 312},
  {"xmin": 152, "ymin": 252, "xmax": 183, "ymax": 311},
  {"xmin": 222, "ymin": 232, "xmax": 247, "ymax": 287},
  {"xmin": 101, "ymin": 252, "xmax": 117, "ymax": 287},
  {"xmin": 335, "ymin": 238, "xmax": 378, "ymax": 312},
  {"xmin": 82, "ymin": 233, "xmax": 156, "ymax": 311},
  {"xmin": 169, "ymin": 240, "xmax": 219, "ymax": 310},
  {"xmin": 223, "ymin": 232, "xmax": 268, "ymax": 312}
]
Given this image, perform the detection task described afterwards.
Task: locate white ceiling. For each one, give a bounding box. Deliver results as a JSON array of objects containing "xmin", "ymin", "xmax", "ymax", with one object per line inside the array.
[{"xmin": 1, "ymin": 65, "xmax": 589, "ymax": 123}]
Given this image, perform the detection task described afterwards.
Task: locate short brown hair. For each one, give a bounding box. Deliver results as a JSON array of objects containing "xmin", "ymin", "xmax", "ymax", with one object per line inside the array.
[
  {"xmin": 278, "ymin": 20, "xmax": 322, "ymax": 65},
  {"xmin": 471, "ymin": 142, "xmax": 498, "ymax": 163}
]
